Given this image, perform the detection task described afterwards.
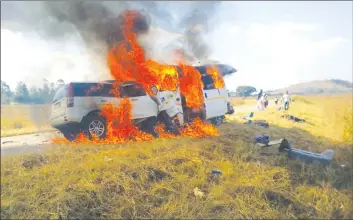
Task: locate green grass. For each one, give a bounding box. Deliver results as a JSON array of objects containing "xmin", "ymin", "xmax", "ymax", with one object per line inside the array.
[{"xmin": 1, "ymin": 95, "xmax": 353, "ymax": 219}]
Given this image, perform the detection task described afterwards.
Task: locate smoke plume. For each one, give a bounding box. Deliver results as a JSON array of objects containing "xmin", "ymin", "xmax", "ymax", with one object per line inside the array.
[{"xmin": 1, "ymin": 1, "xmax": 221, "ymax": 86}]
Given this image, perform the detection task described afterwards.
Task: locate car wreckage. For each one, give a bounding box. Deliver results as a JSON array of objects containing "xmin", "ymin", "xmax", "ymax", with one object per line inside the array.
[{"xmin": 50, "ymin": 63, "xmax": 237, "ymax": 141}]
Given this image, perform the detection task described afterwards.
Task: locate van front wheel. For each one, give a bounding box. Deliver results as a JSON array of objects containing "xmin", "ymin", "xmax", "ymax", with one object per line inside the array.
[
  {"xmin": 211, "ymin": 116, "xmax": 224, "ymax": 126},
  {"xmin": 82, "ymin": 116, "xmax": 107, "ymax": 139},
  {"xmin": 62, "ymin": 131, "xmax": 78, "ymax": 142}
]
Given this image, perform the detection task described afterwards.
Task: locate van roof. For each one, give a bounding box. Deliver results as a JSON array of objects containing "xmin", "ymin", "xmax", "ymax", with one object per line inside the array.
[{"xmin": 66, "ymin": 81, "xmax": 140, "ymax": 86}]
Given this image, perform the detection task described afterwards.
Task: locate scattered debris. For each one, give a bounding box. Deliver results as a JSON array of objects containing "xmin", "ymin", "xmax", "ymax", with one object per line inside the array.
[
  {"xmin": 104, "ymin": 156, "xmax": 113, "ymax": 162},
  {"xmin": 148, "ymin": 167, "xmax": 170, "ymax": 182},
  {"xmin": 244, "ymin": 118, "xmax": 269, "ymax": 128},
  {"xmin": 242, "ymin": 112, "xmax": 254, "ymax": 120},
  {"xmin": 2, "ymin": 141, "xmax": 14, "ymax": 144},
  {"xmin": 211, "ymin": 169, "xmax": 222, "ymax": 175},
  {"xmin": 281, "ymin": 114, "xmax": 306, "ymax": 123},
  {"xmin": 254, "ymin": 120, "xmax": 269, "ymax": 128},
  {"xmin": 257, "ymin": 138, "xmax": 334, "ymax": 165},
  {"xmin": 194, "ymin": 187, "xmax": 205, "ymax": 198},
  {"xmin": 253, "ymin": 135, "xmax": 270, "ymax": 145},
  {"xmin": 287, "ymin": 148, "xmax": 334, "ymax": 166}
]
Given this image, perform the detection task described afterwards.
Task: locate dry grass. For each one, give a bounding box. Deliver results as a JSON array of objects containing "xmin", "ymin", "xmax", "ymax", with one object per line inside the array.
[
  {"xmin": 228, "ymin": 94, "xmax": 353, "ymax": 144},
  {"xmin": 1, "ymin": 104, "xmax": 55, "ymax": 137},
  {"xmin": 230, "ymin": 97, "xmax": 257, "ymax": 107},
  {"xmin": 1, "ymin": 94, "xmax": 352, "ymax": 219}
]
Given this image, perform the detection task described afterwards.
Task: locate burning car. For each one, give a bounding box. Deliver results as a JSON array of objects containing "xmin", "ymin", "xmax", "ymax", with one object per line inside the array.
[
  {"xmin": 50, "ymin": 10, "xmax": 236, "ymax": 142},
  {"xmin": 50, "ymin": 81, "xmax": 183, "ymax": 141}
]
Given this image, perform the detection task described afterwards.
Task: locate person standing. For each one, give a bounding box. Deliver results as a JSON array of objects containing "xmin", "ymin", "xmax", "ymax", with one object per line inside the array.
[
  {"xmin": 282, "ymin": 91, "xmax": 291, "ymax": 110},
  {"xmin": 264, "ymin": 94, "xmax": 269, "ymax": 108},
  {"xmin": 274, "ymin": 96, "xmax": 279, "ymax": 105},
  {"xmin": 257, "ymin": 94, "xmax": 265, "ymax": 111},
  {"xmin": 257, "ymin": 89, "xmax": 263, "ymax": 100}
]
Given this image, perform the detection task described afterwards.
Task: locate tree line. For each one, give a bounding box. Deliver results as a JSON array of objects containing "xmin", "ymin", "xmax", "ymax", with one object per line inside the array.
[
  {"xmin": 1, "ymin": 79, "xmax": 65, "ymax": 104},
  {"xmin": 1, "ymin": 79, "xmax": 258, "ymax": 104},
  {"xmin": 228, "ymin": 86, "xmax": 257, "ymax": 97}
]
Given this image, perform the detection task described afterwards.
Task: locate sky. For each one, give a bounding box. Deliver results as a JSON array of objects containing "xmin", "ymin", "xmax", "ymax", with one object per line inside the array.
[{"xmin": 1, "ymin": 1, "xmax": 352, "ymax": 91}]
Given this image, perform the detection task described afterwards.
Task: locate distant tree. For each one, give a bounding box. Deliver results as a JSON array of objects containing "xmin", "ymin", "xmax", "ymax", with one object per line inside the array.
[
  {"xmin": 14, "ymin": 82, "xmax": 31, "ymax": 103},
  {"xmin": 56, "ymin": 79, "xmax": 65, "ymax": 87},
  {"xmin": 1, "ymin": 81, "xmax": 12, "ymax": 104},
  {"xmin": 29, "ymin": 87, "xmax": 45, "ymax": 104},
  {"xmin": 236, "ymin": 86, "xmax": 257, "ymax": 97}
]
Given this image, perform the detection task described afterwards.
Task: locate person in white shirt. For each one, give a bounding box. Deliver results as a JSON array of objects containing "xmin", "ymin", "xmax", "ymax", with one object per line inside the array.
[
  {"xmin": 257, "ymin": 94, "xmax": 266, "ymax": 111},
  {"xmin": 282, "ymin": 91, "xmax": 291, "ymax": 110}
]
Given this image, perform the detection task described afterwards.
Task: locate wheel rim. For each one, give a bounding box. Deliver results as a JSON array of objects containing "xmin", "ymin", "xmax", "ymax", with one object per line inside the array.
[
  {"xmin": 88, "ymin": 120, "xmax": 105, "ymax": 137},
  {"xmin": 214, "ymin": 117, "xmax": 223, "ymax": 126}
]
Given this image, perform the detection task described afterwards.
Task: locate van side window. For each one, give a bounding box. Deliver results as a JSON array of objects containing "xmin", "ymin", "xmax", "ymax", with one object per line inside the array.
[
  {"xmin": 100, "ymin": 84, "xmax": 115, "ymax": 97},
  {"xmin": 74, "ymin": 83, "xmax": 99, "ymax": 96},
  {"xmin": 119, "ymin": 83, "xmax": 146, "ymax": 97},
  {"xmin": 202, "ymin": 75, "xmax": 215, "ymax": 90}
]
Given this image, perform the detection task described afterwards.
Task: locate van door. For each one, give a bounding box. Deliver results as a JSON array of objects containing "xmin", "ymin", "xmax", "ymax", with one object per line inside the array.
[
  {"xmin": 217, "ymin": 88, "xmax": 228, "ymax": 115},
  {"xmin": 119, "ymin": 83, "xmax": 158, "ymax": 119},
  {"xmin": 201, "ymin": 74, "xmax": 220, "ymax": 119}
]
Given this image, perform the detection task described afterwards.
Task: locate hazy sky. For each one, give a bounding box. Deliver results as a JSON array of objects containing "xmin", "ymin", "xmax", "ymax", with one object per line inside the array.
[{"xmin": 1, "ymin": 1, "xmax": 352, "ymax": 91}]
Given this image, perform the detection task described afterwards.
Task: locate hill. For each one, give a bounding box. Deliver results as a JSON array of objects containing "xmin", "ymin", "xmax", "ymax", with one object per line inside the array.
[{"xmin": 267, "ymin": 79, "xmax": 353, "ymax": 95}]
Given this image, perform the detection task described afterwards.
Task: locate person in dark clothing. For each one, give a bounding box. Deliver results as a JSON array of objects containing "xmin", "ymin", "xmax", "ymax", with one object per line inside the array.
[
  {"xmin": 274, "ymin": 96, "xmax": 279, "ymax": 105},
  {"xmin": 257, "ymin": 89, "xmax": 263, "ymax": 100}
]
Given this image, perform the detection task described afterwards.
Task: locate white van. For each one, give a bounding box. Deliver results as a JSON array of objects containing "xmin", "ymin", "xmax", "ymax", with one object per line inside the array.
[
  {"xmin": 50, "ymin": 64, "xmax": 235, "ymax": 140},
  {"xmin": 179, "ymin": 64, "xmax": 236, "ymax": 126},
  {"xmin": 50, "ymin": 81, "xmax": 182, "ymax": 140}
]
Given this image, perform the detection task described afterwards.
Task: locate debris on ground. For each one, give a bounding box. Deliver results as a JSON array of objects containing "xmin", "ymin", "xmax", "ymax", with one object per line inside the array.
[
  {"xmin": 244, "ymin": 120, "xmax": 269, "ymax": 128},
  {"xmin": 211, "ymin": 169, "xmax": 222, "ymax": 175},
  {"xmin": 242, "ymin": 112, "xmax": 254, "ymax": 120},
  {"xmin": 147, "ymin": 167, "xmax": 170, "ymax": 182},
  {"xmin": 2, "ymin": 141, "xmax": 14, "ymax": 144},
  {"xmin": 104, "ymin": 156, "xmax": 113, "ymax": 162},
  {"xmin": 253, "ymin": 134, "xmax": 270, "ymax": 145},
  {"xmin": 281, "ymin": 114, "xmax": 306, "ymax": 123},
  {"xmin": 256, "ymin": 138, "xmax": 334, "ymax": 165},
  {"xmin": 254, "ymin": 120, "xmax": 269, "ymax": 128},
  {"xmin": 193, "ymin": 187, "xmax": 205, "ymax": 198}
]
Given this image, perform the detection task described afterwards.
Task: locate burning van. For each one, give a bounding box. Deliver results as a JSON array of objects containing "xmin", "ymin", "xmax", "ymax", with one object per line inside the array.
[
  {"xmin": 177, "ymin": 63, "xmax": 236, "ymax": 126},
  {"xmin": 50, "ymin": 10, "xmax": 236, "ymax": 141},
  {"xmin": 50, "ymin": 63, "xmax": 236, "ymax": 141}
]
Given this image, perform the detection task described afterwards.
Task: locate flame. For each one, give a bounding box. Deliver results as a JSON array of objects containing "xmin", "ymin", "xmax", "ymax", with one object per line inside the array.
[
  {"xmin": 206, "ymin": 65, "xmax": 225, "ymax": 89},
  {"xmin": 52, "ymin": 10, "xmax": 222, "ymax": 145},
  {"xmin": 178, "ymin": 63, "xmax": 205, "ymax": 109}
]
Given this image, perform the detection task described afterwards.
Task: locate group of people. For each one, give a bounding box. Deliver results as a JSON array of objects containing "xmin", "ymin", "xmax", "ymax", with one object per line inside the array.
[{"xmin": 256, "ymin": 89, "xmax": 291, "ymax": 111}]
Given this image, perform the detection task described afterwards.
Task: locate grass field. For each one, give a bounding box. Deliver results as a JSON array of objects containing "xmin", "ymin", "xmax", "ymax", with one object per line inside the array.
[
  {"xmin": 1, "ymin": 94, "xmax": 352, "ymax": 219},
  {"xmin": 1, "ymin": 104, "xmax": 54, "ymax": 137}
]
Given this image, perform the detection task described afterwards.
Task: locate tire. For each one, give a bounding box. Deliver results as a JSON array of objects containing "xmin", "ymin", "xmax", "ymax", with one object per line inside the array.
[
  {"xmin": 62, "ymin": 131, "xmax": 78, "ymax": 142},
  {"xmin": 82, "ymin": 116, "xmax": 107, "ymax": 139},
  {"xmin": 158, "ymin": 111, "xmax": 181, "ymax": 136},
  {"xmin": 211, "ymin": 116, "xmax": 224, "ymax": 126},
  {"xmin": 169, "ymin": 121, "xmax": 181, "ymax": 136},
  {"xmin": 140, "ymin": 117, "xmax": 160, "ymax": 138}
]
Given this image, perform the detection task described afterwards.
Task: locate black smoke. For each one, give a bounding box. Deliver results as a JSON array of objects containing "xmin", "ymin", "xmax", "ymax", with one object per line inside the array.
[{"xmin": 1, "ymin": 1, "xmax": 221, "ymax": 63}]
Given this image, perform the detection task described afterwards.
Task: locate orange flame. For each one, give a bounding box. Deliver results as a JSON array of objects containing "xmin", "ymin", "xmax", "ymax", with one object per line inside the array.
[{"xmin": 207, "ymin": 66, "xmax": 225, "ymax": 89}]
